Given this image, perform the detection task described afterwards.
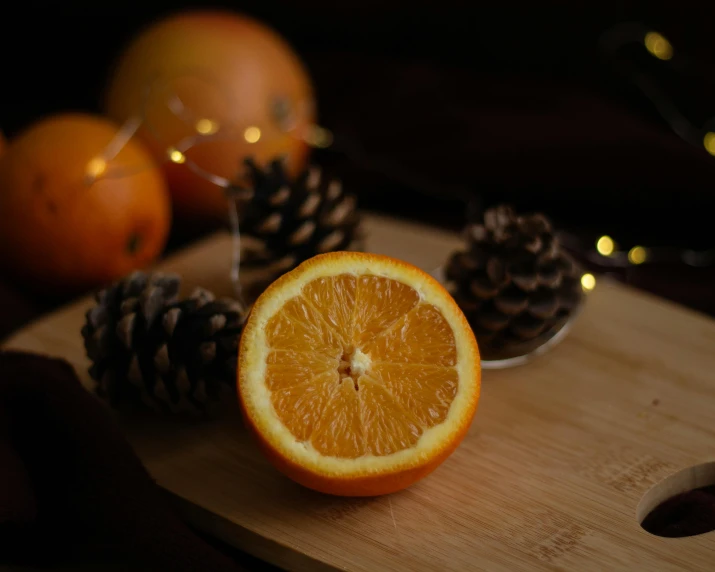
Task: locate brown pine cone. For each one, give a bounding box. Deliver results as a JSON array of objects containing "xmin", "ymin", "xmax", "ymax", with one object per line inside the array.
[
  {"xmin": 81, "ymin": 271, "xmax": 244, "ymax": 415},
  {"xmin": 445, "ymin": 204, "xmax": 583, "ymax": 359},
  {"xmin": 236, "ymin": 157, "xmax": 364, "ymax": 274}
]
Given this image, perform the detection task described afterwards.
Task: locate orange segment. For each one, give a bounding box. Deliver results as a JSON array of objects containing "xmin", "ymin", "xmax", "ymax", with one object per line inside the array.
[
  {"xmin": 265, "ymin": 296, "xmax": 342, "ymax": 357},
  {"xmin": 362, "ymin": 303, "xmax": 457, "ymax": 366},
  {"xmin": 352, "ymin": 275, "xmax": 420, "ymax": 346},
  {"xmin": 270, "ymin": 371, "xmax": 338, "ymax": 442},
  {"xmin": 359, "ymin": 377, "xmax": 423, "ymax": 456},
  {"xmin": 311, "ymin": 381, "xmax": 365, "ymax": 458},
  {"xmin": 301, "ymin": 274, "xmax": 357, "ymax": 346},
  {"xmin": 367, "ymin": 363, "xmax": 458, "ymax": 427},
  {"xmin": 239, "ymin": 252, "xmax": 481, "ymax": 496},
  {"xmin": 266, "ymin": 350, "xmax": 338, "ymax": 390}
]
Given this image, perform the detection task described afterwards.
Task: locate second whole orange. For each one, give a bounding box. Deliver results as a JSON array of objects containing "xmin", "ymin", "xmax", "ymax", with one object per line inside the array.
[{"xmin": 104, "ymin": 10, "xmax": 316, "ymax": 225}]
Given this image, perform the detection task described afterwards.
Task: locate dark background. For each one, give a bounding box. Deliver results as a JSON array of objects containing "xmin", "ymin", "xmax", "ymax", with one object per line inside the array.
[{"xmin": 1, "ymin": 0, "xmax": 715, "ymax": 331}]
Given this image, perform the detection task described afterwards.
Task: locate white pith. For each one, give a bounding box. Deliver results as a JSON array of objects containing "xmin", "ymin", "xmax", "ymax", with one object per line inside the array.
[{"xmin": 348, "ymin": 348, "xmax": 371, "ymax": 378}]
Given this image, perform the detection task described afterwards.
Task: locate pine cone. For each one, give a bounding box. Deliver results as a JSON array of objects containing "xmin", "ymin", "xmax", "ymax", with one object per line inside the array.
[
  {"xmin": 81, "ymin": 271, "xmax": 244, "ymax": 415},
  {"xmin": 445, "ymin": 204, "xmax": 583, "ymax": 360},
  {"xmin": 237, "ymin": 157, "xmax": 363, "ymax": 272}
]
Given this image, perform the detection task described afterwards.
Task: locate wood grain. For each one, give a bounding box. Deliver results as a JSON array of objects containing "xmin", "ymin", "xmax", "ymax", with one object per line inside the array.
[{"xmin": 4, "ymin": 213, "xmax": 715, "ymax": 571}]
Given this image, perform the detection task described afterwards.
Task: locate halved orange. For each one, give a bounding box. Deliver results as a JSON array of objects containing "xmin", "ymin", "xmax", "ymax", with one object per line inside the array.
[{"xmin": 238, "ymin": 252, "xmax": 481, "ymax": 496}]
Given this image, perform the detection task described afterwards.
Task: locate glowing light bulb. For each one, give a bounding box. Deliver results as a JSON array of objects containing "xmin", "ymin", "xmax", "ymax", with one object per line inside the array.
[
  {"xmin": 195, "ymin": 118, "xmax": 219, "ymax": 135},
  {"xmin": 628, "ymin": 246, "xmax": 647, "ymax": 265},
  {"xmin": 644, "ymin": 31, "xmax": 673, "ymax": 61},
  {"xmin": 85, "ymin": 157, "xmax": 107, "ymax": 181},
  {"xmin": 596, "ymin": 235, "xmax": 615, "ymax": 256},
  {"xmin": 704, "ymin": 132, "xmax": 715, "ymax": 156},
  {"xmin": 243, "ymin": 126, "xmax": 262, "ymax": 144},
  {"xmin": 168, "ymin": 148, "xmax": 186, "ymax": 164},
  {"xmin": 581, "ymin": 273, "xmax": 596, "ymax": 291},
  {"xmin": 304, "ymin": 125, "xmax": 334, "ymax": 148}
]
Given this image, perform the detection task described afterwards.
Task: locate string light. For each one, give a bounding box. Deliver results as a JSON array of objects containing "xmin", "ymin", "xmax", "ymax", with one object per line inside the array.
[
  {"xmin": 303, "ymin": 125, "xmax": 334, "ymax": 148},
  {"xmin": 596, "ymin": 235, "xmax": 615, "ymax": 256},
  {"xmin": 581, "ymin": 273, "xmax": 596, "ymax": 291},
  {"xmin": 600, "ymin": 23, "xmax": 707, "ymax": 151},
  {"xmin": 243, "ymin": 126, "xmax": 262, "ymax": 143},
  {"xmin": 628, "ymin": 246, "xmax": 647, "ymax": 265},
  {"xmin": 195, "ymin": 118, "xmax": 219, "ymax": 135},
  {"xmin": 168, "ymin": 148, "xmax": 186, "ymax": 164},
  {"xmin": 644, "ymin": 31, "xmax": 673, "ymax": 60},
  {"xmin": 559, "ymin": 230, "xmax": 715, "ymax": 270},
  {"xmin": 87, "ymin": 74, "xmax": 333, "ymax": 311},
  {"xmin": 83, "ymin": 115, "xmax": 144, "ymax": 185},
  {"xmin": 703, "ymin": 132, "xmax": 715, "ymax": 156},
  {"xmin": 592, "ymin": 24, "xmax": 715, "ymax": 271},
  {"xmin": 85, "ymin": 157, "xmax": 107, "ymax": 183}
]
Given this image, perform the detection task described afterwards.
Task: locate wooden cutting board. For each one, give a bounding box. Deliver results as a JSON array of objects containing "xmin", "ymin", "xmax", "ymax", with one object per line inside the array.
[{"xmin": 4, "ymin": 214, "xmax": 715, "ymax": 571}]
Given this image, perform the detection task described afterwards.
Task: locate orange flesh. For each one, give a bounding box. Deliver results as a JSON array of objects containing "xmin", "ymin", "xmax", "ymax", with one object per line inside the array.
[{"xmin": 265, "ymin": 274, "xmax": 458, "ymax": 459}]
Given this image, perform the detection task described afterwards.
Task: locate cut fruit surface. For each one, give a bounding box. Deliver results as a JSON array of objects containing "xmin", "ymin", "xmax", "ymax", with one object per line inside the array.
[{"xmin": 238, "ymin": 252, "xmax": 481, "ymax": 496}]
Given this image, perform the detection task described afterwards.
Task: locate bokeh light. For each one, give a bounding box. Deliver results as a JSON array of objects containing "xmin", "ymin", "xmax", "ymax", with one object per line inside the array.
[
  {"xmin": 596, "ymin": 235, "xmax": 615, "ymax": 256},
  {"xmin": 168, "ymin": 148, "xmax": 186, "ymax": 164},
  {"xmin": 581, "ymin": 273, "xmax": 596, "ymax": 291},
  {"xmin": 243, "ymin": 126, "xmax": 262, "ymax": 143},
  {"xmin": 85, "ymin": 157, "xmax": 107, "ymax": 182},
  {"xmin": 628, "ymin": 246, "xmax": 647, "ymax": 265},
  {"xmin": 644, "ymin": 32, "xmax": 673, "ymax": 61},
  {"xmin": 703, "ymin": 132, "xmax": 715, "ymax": 156},
  {"xmin": 195, "ymin": 118, "xmax": 219, "ymax": 135}
]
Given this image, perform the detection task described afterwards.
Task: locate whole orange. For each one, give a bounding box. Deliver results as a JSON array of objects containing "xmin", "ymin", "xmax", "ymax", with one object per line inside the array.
[
  {"xmin": 104, "ymin": 10, "xmax": 315, "ymax": 225},
  {"xmin": 0, "ymin": 113, "xmax": 171, "ymax": 297}
]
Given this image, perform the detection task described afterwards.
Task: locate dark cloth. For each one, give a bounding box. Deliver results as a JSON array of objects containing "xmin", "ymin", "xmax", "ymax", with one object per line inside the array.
[
  {"xmin": 0, "ymin": 278, "xmax": 44, "ymax": 343},
  {"xmin": 0, "ymin": 350, "xmax": 243, "ymax": 571}
]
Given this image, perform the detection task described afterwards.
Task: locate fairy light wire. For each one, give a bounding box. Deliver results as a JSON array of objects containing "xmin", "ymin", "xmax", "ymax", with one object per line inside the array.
[
  {"xmin": 87, "ymin": 70, "xmax": 335, "ymax": 311},
  {"xmin": 591, "ymin": 22, "xmax": 715, "ymax": 268},
  {"xmin": 87, "ymin": 55, "xmax": 715, "ymax": 306},
  {"xmin": 599, "ymin": 22, "xmax": 715, "ymax": 151},
  {"xmin": 87, "ymin": 73, "xmax": 267, "ymax": 312},
  {"xmin": 558, "ymin": 230, "xmax": 715, "ymax": 269},
  {"xmin": 142, "ymin": 31, "xmax": 713, "ymax": 280},
  {"xmin": 226, "ymin": 195, "xmax": 245, "ymax": 307}
]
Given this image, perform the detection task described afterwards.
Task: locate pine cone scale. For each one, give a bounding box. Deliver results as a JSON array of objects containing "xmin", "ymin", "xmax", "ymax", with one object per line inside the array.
[
  {"xmin": 298, "ymin": 193, "xmax": 321, "ymax": 217},
  {"xmin": 469, "ymin": 275, "xmax": 499, "ymax": 299},
  {"xmin": 493, "ymin": 288, "xmax": 529, "ymax": 315}
]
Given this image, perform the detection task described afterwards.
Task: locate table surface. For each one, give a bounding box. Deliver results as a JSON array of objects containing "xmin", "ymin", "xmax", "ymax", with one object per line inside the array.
[{"xmin": 5, "ymin": 214, "xmax": 715, "ymax": 571}]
